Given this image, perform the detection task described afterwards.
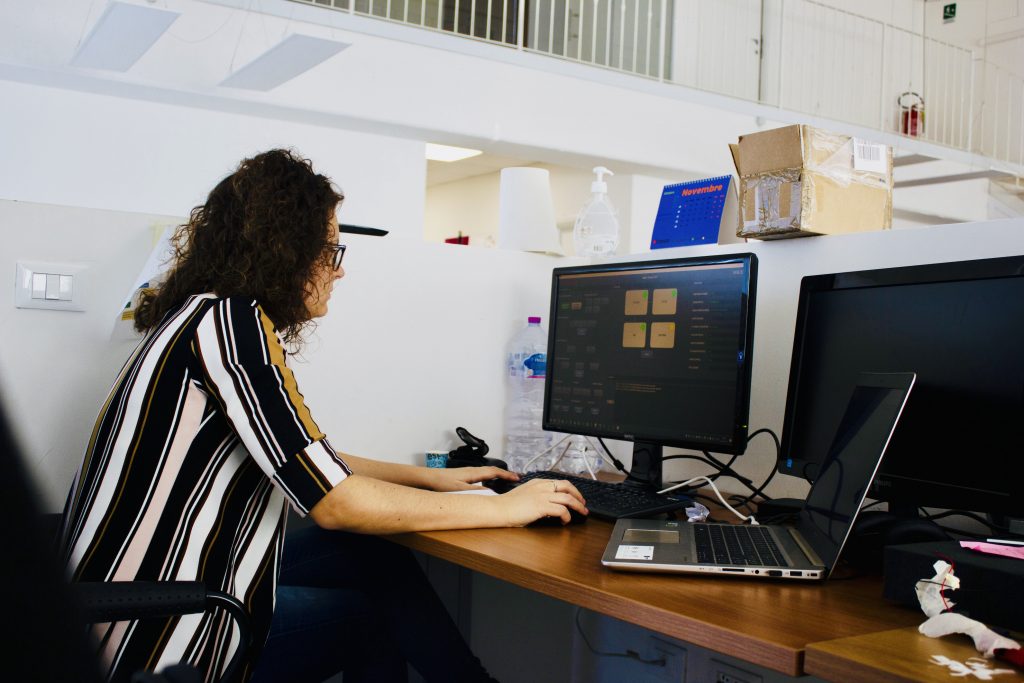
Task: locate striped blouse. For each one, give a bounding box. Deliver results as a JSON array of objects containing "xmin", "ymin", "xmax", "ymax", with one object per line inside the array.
[{"xmin": 60, "ymin": 294, "xmax": 351, "ymax": 682}]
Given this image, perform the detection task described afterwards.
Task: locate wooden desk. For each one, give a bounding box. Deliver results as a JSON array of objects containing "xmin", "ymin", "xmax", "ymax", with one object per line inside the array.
[
  {"xmin": 806, "ymin": 627, "xmax": 1024, "ymax": 682},
  {"xmin": 389, "ymin": 518, "xmax": 921, "ymax": 677}
]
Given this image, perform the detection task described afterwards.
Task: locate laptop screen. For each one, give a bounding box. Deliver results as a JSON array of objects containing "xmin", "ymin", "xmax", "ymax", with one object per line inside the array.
[{"xmin": 794, "ymin": 373, "xmax": 915, "ymax": 575}]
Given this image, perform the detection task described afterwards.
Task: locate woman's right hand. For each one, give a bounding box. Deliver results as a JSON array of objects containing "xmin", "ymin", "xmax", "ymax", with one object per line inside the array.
[{"xmin": 497, "ymin": 478, "xmax": 588, "ymax": 526}]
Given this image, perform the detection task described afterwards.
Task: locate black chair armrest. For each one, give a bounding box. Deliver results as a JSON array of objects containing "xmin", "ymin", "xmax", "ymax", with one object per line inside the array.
[
  {"xmin": 76, "ymin": 581, "xmax": 207, "ymax": 622},
  {"xmin": 74, "ymin": 582, "xmax": 251, "ymax": 683}
]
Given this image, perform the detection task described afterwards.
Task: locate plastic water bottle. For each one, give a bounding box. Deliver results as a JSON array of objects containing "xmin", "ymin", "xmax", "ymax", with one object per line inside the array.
[
  {"xmin": 573, "ymin": 166, "xmax": 620, "ymax": 257},
  {"xmin": 504, "ymin": 317, "xmax": 553, "ymax": 473},
  {"xmin": 556, "ymin": 434, "xmax": 603, "ymax": 476}
]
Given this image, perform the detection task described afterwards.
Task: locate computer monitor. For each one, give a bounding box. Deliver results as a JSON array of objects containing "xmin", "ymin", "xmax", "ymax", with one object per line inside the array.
[
  {"xmin": 542, "ymin": 253, "xmax": 758, "ymax": 490},
  {"xmin": 779, "ymin": 255, "xmax": 1024, "ymax": 520}
]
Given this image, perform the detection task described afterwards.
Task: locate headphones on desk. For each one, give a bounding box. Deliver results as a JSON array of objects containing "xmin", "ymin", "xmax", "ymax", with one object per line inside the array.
[{"xmin": 446, "ymin": 427, "xmax": 508, "ymax": 470}]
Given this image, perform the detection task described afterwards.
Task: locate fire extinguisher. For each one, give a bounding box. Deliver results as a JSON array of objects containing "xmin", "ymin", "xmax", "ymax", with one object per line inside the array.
[{"xmin": 898, "ymin": 91, "xmax": 925, "ymax": 137}]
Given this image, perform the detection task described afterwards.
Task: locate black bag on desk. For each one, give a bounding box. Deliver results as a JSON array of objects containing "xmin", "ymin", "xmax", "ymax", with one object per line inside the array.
[{"xmin": 883, "ymin": 541, "xmax": 1024, "ymax": 632}]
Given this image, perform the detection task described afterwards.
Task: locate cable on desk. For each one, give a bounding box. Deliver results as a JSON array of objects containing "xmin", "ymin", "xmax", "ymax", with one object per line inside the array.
[
  {"xmin": 594, "ymin": 428, "xmax": 782, "ymax": 509},
  {"xmin": 596, "ymin": 438, "xmax": 632, "ymax": 479},
  {"xmin": 661, "ymin": 453, "xmax": 749, "ymax": 487},
  {"xmin": 659, "ymin": 430, "xmax": 780, "ymax": 501},
  {"xmin": 573, "ymin": 608, "xmax": 666, "ymax": 667},
  {"xmin": 720, "ymin": 428, "xmax": 782, "ymax": 510},
  {"xmin": 659, "ymin": 476, "xmax": 758, "ymax": 525},
  {"xmin": 920, "ymin": 509, "xmax": 1009, "ymax": 533},
  {"xmin": 701, "ymin": 452, "xmax": 753, "ymax": 487},
  {"xmin": 523, "ymin": 434, "xmax": 573, "ymax": 472},
  {"xmin": 727, "ymin": 494, "xmax": 755, "ymax": 516}
]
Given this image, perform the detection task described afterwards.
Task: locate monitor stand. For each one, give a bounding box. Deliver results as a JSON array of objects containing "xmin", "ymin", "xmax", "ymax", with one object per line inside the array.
[{"xmin": 622, "ymin": 441, "xmax": 664, "ymax": 491}]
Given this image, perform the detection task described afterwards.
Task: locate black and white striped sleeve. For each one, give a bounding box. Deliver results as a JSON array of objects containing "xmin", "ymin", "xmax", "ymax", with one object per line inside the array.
[{"xmin": 193, "ymin": 297, "xmax": 350, "ymax": 515}]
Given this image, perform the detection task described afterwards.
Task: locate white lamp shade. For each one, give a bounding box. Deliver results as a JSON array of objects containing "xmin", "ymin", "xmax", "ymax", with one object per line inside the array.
[{"xmin": 498, "ymin": 168, "xmax": 561, "ymax": 254}]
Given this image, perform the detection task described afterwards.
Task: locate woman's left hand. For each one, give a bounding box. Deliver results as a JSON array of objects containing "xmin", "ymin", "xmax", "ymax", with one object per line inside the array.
[{"xmin": 427, "ymin": 466, "xmax": 519, "ymax": 492}]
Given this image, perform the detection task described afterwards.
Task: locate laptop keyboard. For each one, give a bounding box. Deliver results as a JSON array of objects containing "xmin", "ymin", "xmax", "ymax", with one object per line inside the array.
[
  {"xmin": 693, "ymin": 524, "xmax": 790, "ymax": 567},
  {"xmin": 514, "ymin": 471, "xmax": 690, "ymax": 520}
]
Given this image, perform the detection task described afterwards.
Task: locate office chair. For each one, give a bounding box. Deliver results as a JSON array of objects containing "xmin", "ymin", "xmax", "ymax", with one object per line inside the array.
[
  {"xmin": 74, "ymin": 581, "xmax": 252, "ymax": 683},
  {"xmin": 1, "ymin": 397, "xmax": 252, "ymax": 683}
]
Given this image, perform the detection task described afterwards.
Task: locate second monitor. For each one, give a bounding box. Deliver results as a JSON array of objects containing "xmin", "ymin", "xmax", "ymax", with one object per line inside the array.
[{"xmin": 543, "ymin": 253, "xmax": 758, "ymax": 490}]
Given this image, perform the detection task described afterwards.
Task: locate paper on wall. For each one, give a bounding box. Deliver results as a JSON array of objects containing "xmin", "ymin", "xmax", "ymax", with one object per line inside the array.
[{"xmin": 111, "ymin": 225, "xmax": 175, "ymax": 341}]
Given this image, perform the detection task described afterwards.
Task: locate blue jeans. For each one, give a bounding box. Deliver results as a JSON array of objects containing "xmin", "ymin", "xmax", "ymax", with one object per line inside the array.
[{"xmin": 249, "ymin": 526, "xmax": 496, "ymax": 683}]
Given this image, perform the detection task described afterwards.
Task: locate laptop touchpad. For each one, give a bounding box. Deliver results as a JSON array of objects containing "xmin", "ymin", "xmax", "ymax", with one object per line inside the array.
[{"xmin": 623, "ymin": 529, "xmax": 680, "ymax": 543}]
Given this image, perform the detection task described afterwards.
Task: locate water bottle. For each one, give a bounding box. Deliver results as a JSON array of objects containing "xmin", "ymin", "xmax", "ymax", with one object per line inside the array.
[
  {"xmin": 556, "ymin": 434, "xmax": 604, "ymax": 476},
  {"xmin": 504, "ymin": 317, "xmax": 553, "ymax": 473}
]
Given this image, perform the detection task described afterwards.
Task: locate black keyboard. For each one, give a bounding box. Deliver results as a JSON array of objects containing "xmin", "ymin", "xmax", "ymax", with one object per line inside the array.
[
  {"xmin": 693, "ymin": 524, "xmax": 790, "ymax": 567},
  {"xmin": 510, "ymin": 471, "xmax": 691, "ymax": 520}
]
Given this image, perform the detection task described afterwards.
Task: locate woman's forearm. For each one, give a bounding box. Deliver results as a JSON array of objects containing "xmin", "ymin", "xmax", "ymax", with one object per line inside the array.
[
  {"xmin": 340, "ymin": 453, "xmax": 436, "ymax": 489},
  {"xmin": 308, "ymin": 474, "xmax": 507, "ymax": 533}
]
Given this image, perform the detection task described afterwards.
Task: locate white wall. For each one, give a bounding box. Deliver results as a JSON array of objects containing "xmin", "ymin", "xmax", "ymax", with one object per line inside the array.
[
  {"xmin": 0, "ymin": 196, "xmax": 567, "ymax": 510},
  {"xmin": 0, "ymin": 80, "xmax": 426, "ymax": 237},
  {"xmin": 0, "ymin": 79, "xmax": 566, "ymax": 509},
  {"xmin": 0, "ymin": 201, "xmax": 176, "ymax": 509},
  {"xmin": 293, "ymin": 238, "xmax": 572, "ymax": 469}
]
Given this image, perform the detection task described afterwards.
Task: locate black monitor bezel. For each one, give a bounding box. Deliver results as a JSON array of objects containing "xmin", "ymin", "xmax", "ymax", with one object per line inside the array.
[
  {"xmin": 779, "ymin": 254, "xmax": 1024, "ymax": 516},
  {"xmin": 542, "ymin": 252, "xmax": 758, "ymax": 456}
]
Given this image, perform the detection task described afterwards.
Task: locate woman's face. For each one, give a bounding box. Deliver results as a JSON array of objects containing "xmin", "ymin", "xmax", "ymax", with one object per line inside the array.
[{"xmin": 304, "ymin": 212, "xmax": 345, "ymax": 319}]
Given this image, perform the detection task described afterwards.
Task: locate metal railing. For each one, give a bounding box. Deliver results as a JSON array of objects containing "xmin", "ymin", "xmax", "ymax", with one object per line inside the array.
[
  {"xmin": 291, "ymin": 0, "xmax": 1023, "ymax": 168},
  {"xmin": 299, "ymin": 0, "xmax": 672, "ymax": 77}
]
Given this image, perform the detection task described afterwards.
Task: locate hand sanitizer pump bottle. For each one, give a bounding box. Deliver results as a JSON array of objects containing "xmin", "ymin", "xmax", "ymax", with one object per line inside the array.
[{"xmin": 573, "ymin": 166, "xmax": 620, "ymax": 257}]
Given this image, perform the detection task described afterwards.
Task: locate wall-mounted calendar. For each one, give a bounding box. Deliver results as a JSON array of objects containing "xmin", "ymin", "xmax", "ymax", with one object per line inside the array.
[{"xmin": 650, "ymin": 175, "xmax": 741, "ymax": 249}]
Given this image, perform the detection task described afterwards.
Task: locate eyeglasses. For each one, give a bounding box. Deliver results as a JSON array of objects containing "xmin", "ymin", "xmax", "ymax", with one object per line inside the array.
[{"xmin": 328, "ymin": 244, "xmax": 347, "ymax": 269}]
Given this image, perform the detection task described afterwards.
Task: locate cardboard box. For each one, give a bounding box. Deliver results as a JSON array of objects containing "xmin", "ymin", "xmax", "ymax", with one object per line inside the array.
[{"xmin": 730, "ymin": 125, "xmax": 893, "ymax": 239}]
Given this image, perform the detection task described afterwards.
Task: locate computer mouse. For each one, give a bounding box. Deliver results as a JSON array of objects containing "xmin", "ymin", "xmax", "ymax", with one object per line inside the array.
[{"xmin": 528, "ymin": 508, "xmax": 588, "ymax": 527}]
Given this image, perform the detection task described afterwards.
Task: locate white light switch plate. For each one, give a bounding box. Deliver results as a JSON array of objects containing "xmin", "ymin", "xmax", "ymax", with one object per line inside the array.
[{"xmin": 15, "ymin": 261, "xmax": 87, "ymax": 311}]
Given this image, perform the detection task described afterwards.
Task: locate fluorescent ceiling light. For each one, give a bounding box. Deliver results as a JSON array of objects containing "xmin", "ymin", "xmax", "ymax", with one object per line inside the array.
[
  {"xmin": 71, "ymin": 1, "xmax": 180, "ymax": 72},
  {"xmin": 425, "ymin": 143, "xmax": 483, "ymax": 162},
  {"xmin": 221, "ymin": 34, "xmax": 350, "ymax": 91}
]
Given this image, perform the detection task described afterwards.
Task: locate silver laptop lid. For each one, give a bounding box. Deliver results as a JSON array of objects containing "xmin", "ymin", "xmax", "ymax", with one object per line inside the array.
[{"xmin": 792, "ymin": 372, "xmax": 916, "ymax": 577}]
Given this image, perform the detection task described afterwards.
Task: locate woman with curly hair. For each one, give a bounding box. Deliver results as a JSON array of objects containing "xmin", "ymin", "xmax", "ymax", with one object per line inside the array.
[{"xmin": 60, "ymin": 149, "xmax": 587, "ymax": 683}]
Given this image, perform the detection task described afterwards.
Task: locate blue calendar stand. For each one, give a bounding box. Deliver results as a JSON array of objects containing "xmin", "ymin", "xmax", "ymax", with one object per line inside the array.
[{"xmin": 650, "ymin": 175, "xmax": 740, "ymax": 249}]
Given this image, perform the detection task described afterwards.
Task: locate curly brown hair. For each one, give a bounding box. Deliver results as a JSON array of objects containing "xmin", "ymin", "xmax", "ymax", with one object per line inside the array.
[{"xmin": 134, "ymin": 149, "xmax": 344, "ymax": 345}]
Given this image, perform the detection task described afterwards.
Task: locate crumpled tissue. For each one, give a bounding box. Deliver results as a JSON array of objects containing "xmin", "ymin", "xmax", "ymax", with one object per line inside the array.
[
  {"xmin": 916, "ymin": 559, "xmax": 959, "ymax": 617},
  {"xmin": 920, "ymin": 613, "xmax": 1021, "ymax": 658},
  {"xmin": 915, "ymin": 560, "xmax": 1021, "ymax": 658},
  {"xmin": 685, "ymin": 502, "xmax": 710, "ymax": 523}
]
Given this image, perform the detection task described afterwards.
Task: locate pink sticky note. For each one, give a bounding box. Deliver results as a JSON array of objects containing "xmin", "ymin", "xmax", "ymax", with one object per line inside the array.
[{"xmin": 960, "ymin": 541, "xmax": 1024, "ymax": 560}]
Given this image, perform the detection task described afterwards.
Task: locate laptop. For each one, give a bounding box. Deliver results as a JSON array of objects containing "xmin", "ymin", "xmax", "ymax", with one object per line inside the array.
[{"xmin": 601, "ymin": 372, "xmax": 916, "ymax": 581}]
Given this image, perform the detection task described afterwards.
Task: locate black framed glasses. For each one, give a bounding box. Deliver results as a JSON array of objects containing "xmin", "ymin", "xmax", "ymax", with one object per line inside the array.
[{"xmin": 328, "ymin": 244, "xmax": 346, "ymax": 269}]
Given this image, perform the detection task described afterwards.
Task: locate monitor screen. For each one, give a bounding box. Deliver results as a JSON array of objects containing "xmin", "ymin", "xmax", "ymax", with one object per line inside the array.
[
  {"xmin": 780, "ymin": 255, "xmax": 1024, "ymax": 517},
  {"xmin": 543, "ymin": 253, "xmax": 757, "ymax": 487}
]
